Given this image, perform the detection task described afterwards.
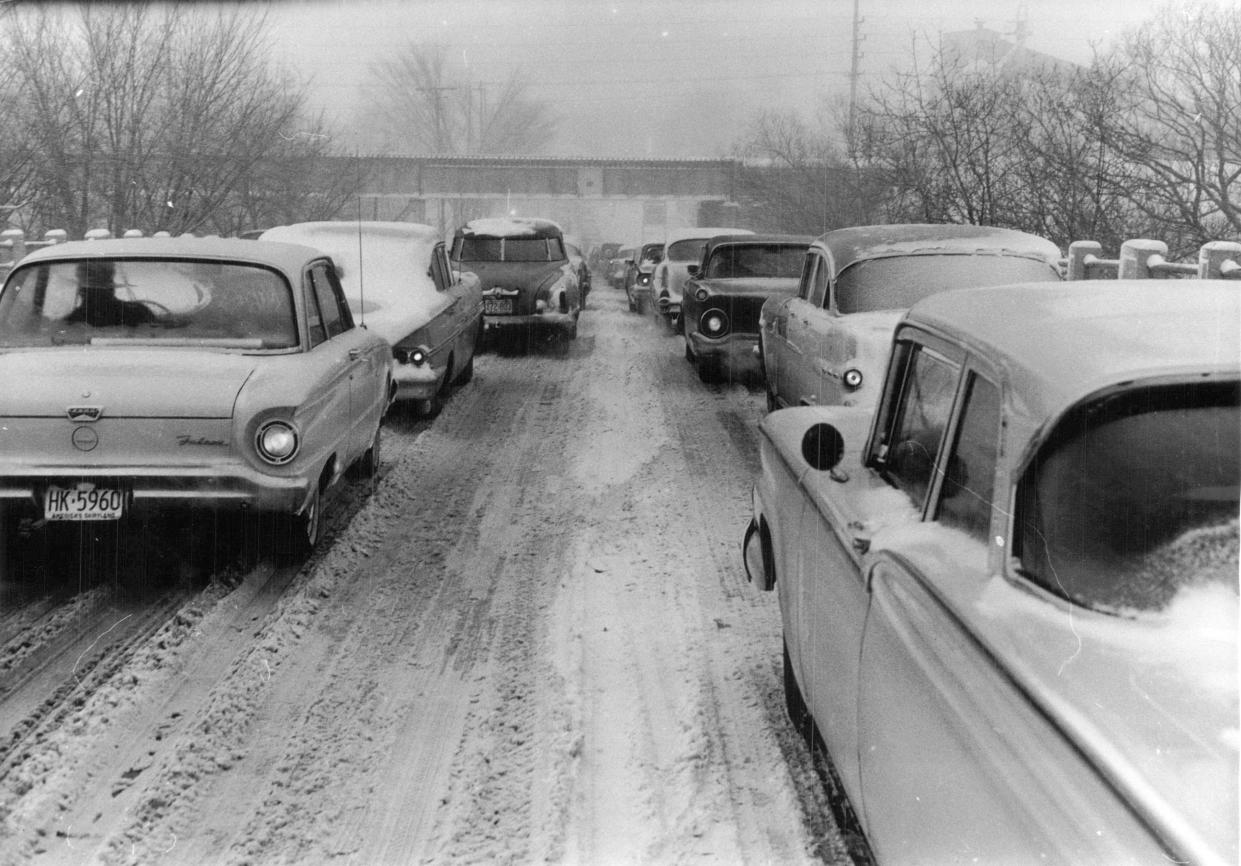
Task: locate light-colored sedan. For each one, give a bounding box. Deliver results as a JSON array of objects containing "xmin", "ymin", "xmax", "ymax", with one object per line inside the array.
[
  {"xmin": 745, "ymin": 281, "xmax": 1238, "ymax": 865},
  {"xmin": 760, "ymin": 223, "xmax": 1062, "ymax": 411},
  {"xmin": 650, "ymin": 226, "xmax": 753, "ymax": 331},
  {"xmin": 0, "ymin": 237, "xmax": 392, "ymax": 555},
  {"xmin": 261, "ymin": 222, "xmax": 482, "ymax": 417}
]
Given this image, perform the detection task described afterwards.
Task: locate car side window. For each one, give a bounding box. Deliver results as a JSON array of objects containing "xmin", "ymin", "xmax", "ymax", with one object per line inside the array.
[
  {"xmin": 883, "ymin": 345, "xmax": 960, "ymax": 508},
  {"xmin": 309, "ymin": 263, "xmax": 349, "ymax": 338},
  {"xmin": 304, "ymin": 275, "xmax": 327, "ymax": 348},
  {"xmin": 430, "ymin": 244, "xmax": 451, "ymax": 292},
  {"xmin": 935, "ymin": 373, "xmax": 1000, "ymax": 548},
  {"xmin": 808, "ymin": 256, "xmax": 829, "ymax": 309},
  {"xmin": 797, "ymin": 253, "xmax": 817, "ymax": 300}
]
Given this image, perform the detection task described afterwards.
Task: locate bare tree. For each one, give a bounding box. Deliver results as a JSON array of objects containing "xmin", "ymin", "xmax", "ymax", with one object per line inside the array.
[
  {"xmin": 1098, "ymin": 1, "xmax": 1241, "ymax": 253},
  {"xmin": 2, "ymin": 2, "xmax": 357, "ymax": 237},
  {"xmin": 363, "ymin": 43, "xmax": 557, "ymax": 155},
  {"xmin": 732, "ymin": 108, "xmax": 886, "ymax": 234}
]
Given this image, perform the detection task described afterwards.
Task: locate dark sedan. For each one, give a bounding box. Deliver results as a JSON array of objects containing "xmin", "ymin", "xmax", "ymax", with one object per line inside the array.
[{"xmin": 681, "ymin": 234, "xmax": 812, "ymax": 383}]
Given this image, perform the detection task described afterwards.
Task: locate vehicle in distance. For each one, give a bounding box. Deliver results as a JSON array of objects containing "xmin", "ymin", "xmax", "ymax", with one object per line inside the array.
[
  {"xmin": 0, "ymin": 237, "xmax": 392, "ymax": 554},
  {"xmin": 680, "ymin": 234, "xmax": 811, "ymax": 383},
  {"xmin": 261, "ymin": 221, "xmax": 482, "ymax": 417},
  {"xmin": 624, "ymin": 241, "xmax": 664, "ymax": 313},
  {"xmin": 760, "ymin": 223, "xmax": 1062, "ymax": 411},
  {"xmin": 564, "ymin": 234, "xmax": 592, "ymax": 310},
  {"xmin": 651, "ymin": 226, "xmax": 753, "ymax": 331},
  {"xmin": 451, "ymin": 217, "xmax": 582, "ymax": 344},
  {"xmin": 744, "ymin": 280, "xmax": 1238, "ymax": 865},
  {"xmin": 607, "ymin": 246, "xmax": 634, "ymax": 290}
]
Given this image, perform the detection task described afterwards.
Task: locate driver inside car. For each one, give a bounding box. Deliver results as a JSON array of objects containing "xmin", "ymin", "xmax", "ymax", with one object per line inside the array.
[{"xmin": 65, "ymin": 260, "xmax": 156, "ymax": 327}]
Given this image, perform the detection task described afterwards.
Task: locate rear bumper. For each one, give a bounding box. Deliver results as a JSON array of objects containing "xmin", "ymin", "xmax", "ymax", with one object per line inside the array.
[
  {"xmin": 391, "ymin": 361, "xmax": 440, "ymax": 401},
  {"xmin": 0, "ymin": 465, "xmax": 311, "ymax": 519},
  {"xmin": 484, "ymin": 312, "xmax": 577, "ymax": 332}
]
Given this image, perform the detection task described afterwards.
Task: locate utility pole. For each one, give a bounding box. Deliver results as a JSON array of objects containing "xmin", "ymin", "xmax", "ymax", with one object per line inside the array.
[{"xmin": 847, "ymin": 0, "xmax": 864, "ymax": 157}]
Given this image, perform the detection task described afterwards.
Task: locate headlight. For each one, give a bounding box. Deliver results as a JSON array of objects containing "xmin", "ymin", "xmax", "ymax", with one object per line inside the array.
[
  {"xmin": 255, "ymin": 420, "xmax": 299, "ymax": 465},
  {"xmin": 842, "ymin": 368, "xmax": 863, "ymax": 390},
  {"xmin": 700, "ymin": 308, "xmax": 729, "ymax": 338},
  {"xmin": 637, "ymin": 273, "xmax": 651, "ymax": 286},
  {"xmin": 695, "ymin": 288, "xmax": 709, "ymax": 301}
]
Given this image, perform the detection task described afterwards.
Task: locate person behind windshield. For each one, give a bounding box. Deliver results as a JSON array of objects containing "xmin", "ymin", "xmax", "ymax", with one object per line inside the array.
[{"xmin": 65, "ymin": 260, "xmax": 156, "ymax": 327}]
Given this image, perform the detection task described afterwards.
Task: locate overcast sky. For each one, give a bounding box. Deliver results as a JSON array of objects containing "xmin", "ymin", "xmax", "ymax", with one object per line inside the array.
[{"xmin": 261, "ymin": 0, "xmax": 1178, "ymax": 159}]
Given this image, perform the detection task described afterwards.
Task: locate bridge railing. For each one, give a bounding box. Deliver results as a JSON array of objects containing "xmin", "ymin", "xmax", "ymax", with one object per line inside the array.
[{"xmin": 1066, "ymin": 238, "xmax": 1241, "ymax": 281}]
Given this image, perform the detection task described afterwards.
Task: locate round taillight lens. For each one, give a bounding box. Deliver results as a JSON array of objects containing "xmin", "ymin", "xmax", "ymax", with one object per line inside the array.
[
  {"xmin": 842, "ymin": 368, "xmax": 864, "ymax": 390},
  {"xmin": 701, "ymin": 309, "xmax": 729, "ymax": 337},
  {"xmin": 256, "ymin": 420, "xmax": 299, "ymax": 464}
]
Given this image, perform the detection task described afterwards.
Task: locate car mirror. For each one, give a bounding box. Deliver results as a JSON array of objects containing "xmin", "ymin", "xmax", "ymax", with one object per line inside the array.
[
  {"xmin": 687, "ymin": 264, "xmax": 700, "ymax": 277},
  {"xmin": 801, "ymin": 422, "xmax": 845, "ymax": 472}
]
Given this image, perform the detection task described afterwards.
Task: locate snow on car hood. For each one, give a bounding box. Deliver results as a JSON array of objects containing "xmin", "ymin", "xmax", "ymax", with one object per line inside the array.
[
  {"xmin": 260, "ymin": 222, "xmax": 449, "ymax": 347},
  {"xmin": 0, "ymin": 349, "xmax": 256, "ymax": 418}
]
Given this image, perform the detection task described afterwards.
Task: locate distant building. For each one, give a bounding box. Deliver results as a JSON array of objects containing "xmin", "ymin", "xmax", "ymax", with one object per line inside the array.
[{"xmin": 940, "ymin": 23, "xmax": 1079, "ymax": 78}]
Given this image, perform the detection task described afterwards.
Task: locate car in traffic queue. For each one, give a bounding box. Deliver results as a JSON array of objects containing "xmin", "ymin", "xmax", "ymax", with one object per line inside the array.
[
  {"xmin": 650, "ymin": 226, "xmax": 754, "ymax": 331},
  {"xmin": 0, "ymin": 237, "xmax": 392, "ymax": 555},
  {"xmin": 744, "ymin": 280, "xmax": 1239, "ymax": 865},
  {"xmin": 452, "ymin": 217, "xmax": 582, "ymax": 344},
  {"xmin": 261, "ymin": 221, "xmax": 482, "ymax": 418},
  {"xmin": 563, "ymin": 234, "xmax": 592, "ymax": 309},
  {"xmin": 760, "ymin": 224, "xmax": 1063, "ymax": 412},
  {"xmin": 680, "ymin": 234, "xmax": 812, "ymax": 383},
  {"xmin": 607, "ymin": 245, "xmax": 635, "ymax": 290},
  {"xmin": 624, "ymin": 240, "xmax": 665, "ymax": 313}
]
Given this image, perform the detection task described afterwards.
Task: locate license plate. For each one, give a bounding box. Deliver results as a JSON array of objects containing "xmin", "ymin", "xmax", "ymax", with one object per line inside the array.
[
  {"xmin": 483, "ymin": 298, "xmax": 514, "ymax": 315},
  {"xmin": 44, "ymin": 485, "xmax": 125, "ymax": 521}
]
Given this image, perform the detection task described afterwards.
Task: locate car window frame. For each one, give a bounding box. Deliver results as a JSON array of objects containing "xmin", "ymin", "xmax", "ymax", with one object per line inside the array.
[
  {"xmin": 308, "ymin": 260, "xmax": 352, "ymax": 339},
  {"xmin": 867, "ymin": 326, "xmax": 969, "ymax": 517},
  {"xmin": 430, "ymin": 242, "xmax": 452, "ymax": 292},
  {"xmin": 933, "ymin": 367, "xmax": 1003, "ymax": 560}
]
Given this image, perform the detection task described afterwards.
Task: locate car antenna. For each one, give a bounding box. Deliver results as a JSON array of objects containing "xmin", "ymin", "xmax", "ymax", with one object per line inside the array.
[{"xmin": 356, "ymin": 196, "xmax": 366, "ymax": 327}]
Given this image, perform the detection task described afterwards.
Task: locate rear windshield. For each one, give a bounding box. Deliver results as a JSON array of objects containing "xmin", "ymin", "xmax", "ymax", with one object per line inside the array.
[
  {"xmin": 704, "ymin": 244, "xmax": 806, "ymax": 279},
  {"xmin": 1016, "ymin": 381, "xmax": 1239, "ymax": 613},
  {"xmin": 640, "ymin": 243, "xmax": 664, "ymax": 264},
  {"xmin": 835, "ymin": 254, "xmax": 1059, "ymax": 314},
  {"xmin": 453, "ymin": 237, "xmax": 566, "ymax": 263},
  {"xmin": 0, "ymin": 258, "xmax": 298, "ymax": 349},
  {"xmin": 667, "ymin": 238, "xmax": 708, "ymax": 262}
]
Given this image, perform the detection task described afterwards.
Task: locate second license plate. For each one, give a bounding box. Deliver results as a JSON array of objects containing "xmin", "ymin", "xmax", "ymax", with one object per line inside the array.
[{"xmin": 483, "ymin": 298, "xmax": 514, "ymax": 315}]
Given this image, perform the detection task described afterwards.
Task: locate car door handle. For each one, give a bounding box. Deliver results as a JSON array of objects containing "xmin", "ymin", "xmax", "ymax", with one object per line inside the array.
[
  {"xmin": 815, "ymin": 360, "xmax": 840, "ymax": 379},
  {"xmin": 348, "ymin": 348, "xmax": 363, "ymax": 360}
]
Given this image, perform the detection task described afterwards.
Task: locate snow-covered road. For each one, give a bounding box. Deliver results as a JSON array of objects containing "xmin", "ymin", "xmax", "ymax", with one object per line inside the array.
[{"xmin": 0, "ymin": 283, "xmax": 850, "ymax": 865}]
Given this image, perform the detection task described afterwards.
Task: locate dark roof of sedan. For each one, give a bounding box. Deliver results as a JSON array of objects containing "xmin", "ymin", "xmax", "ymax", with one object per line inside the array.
[
  {"xmin": 908, "ymin": 281, "xmax": 1240, "ymax": 417},
  {"xmin": 15, "ymin": 236, "xmax": 324, "ymax": 274},
  {"xmin": 819, "ymin": 223, "xmax": 1062, "ymax": 275},
  {"xmin": 701, "ymin": 233, "xmax": 814, "ymax": 257}
]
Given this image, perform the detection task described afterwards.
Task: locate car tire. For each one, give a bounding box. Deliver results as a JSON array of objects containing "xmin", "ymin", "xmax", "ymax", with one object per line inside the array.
[
  {"xmin": 351, "ymin": 423, "xmax": 382, "ymax": 480},
  {"xmin": 454, "ymin": 351, "xmax": 474, "ymax": 385},
  {"xmin": 280, "ymin": 482, "xmax": 323, "ymax": 561},
  {"xmin": 783, "ymin": 639, "xmax": 813, "ymax": 745},
  {"xmin": 766, "ymin": 388, "xmax": 780, "ymax": 413},
  {"xmin": 697, "ymin": 356, "xmax": 720, "ymax": 384}
]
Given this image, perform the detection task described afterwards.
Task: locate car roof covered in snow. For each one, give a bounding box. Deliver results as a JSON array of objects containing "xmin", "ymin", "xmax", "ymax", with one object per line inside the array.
[
  {"xmin": 818, "ymin": 223, "xmax": 1062, "ymax": 277},
  {"xmin": 905, "ymin": 280, "xmax": 1240, "ymax": 437},
  {"xmin": 455, "ymin": 218, "xmax": 563, "ymax": 240},
  {"xmin": 12, "ymin": 236, "xmax": 324, "ymax": 278}
]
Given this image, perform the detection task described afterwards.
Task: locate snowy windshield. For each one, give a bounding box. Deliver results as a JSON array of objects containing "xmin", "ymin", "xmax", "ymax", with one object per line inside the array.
[
  {"xmin": 704, "ymin": 243, "xmax": 806, "ymax": 279},
  {"xmin": 835, "ymin": 254, "xmax": 1060, "ymax": 314},
  {"xmin": 1016, "ymin": 381, "xmax": 1240, "ymax": 613},
  {"xmin": 667, "ymin": 239, "xmax": 707, "ymax": 262},
  {"xmin": 0, "ymin": 258, "xmax": 298, "ymax": 349}
]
